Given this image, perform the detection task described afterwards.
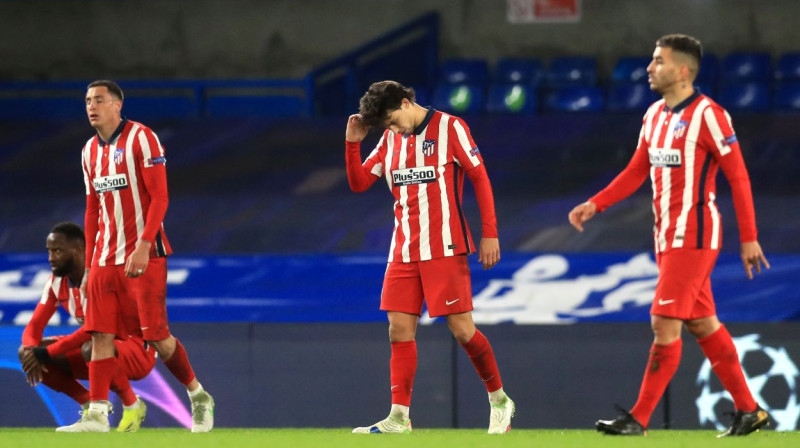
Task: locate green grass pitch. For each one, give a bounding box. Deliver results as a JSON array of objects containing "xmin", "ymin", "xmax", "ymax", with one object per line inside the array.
[{"xmin": 0, "ymin": 428, "xmax": 797, "ymax": 448}]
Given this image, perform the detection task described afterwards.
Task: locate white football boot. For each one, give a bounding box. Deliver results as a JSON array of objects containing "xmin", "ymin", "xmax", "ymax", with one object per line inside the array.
[
  {"xmin": 56, "ymin": 401, "xmax": 111, "ymax": 433},
  {"xmin": 488, "ymin": 396, "xmax": 515, "ymax": 434}
]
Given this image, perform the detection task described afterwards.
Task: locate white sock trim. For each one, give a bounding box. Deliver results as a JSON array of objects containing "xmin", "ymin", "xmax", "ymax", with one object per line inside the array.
[
  {"xmin": 390, "ymin": 404, "xmax": 410, "ymax": 420},
  {"xmin": 489, "ymin": 387, "xmax": 507, "ymax": 404},
  {"xmin": 188, "ymin": 383, "xmax": 205, "ymax": 398}
]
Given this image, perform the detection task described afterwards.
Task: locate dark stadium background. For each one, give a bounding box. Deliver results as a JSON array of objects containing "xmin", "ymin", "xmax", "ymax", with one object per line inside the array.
[{"xmin": 1, "ymin": 0, "xmax": 798, "ymax": 431}]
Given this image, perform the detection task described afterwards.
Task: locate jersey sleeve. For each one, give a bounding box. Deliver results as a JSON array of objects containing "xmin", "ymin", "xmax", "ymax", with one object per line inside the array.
[
  {"xmin": 45, "ymin": 328, "xmax": 91, "ymax": 358},
  {"xmin": 465, "ymin": 164, "xmax": 498, "ymax": 238},
  {"xmin": 82, "ymin": 144, "xmax": 100, "ymax": 267},
  {"xmin": 449, "ymin": 117, "xmax": 484, "ymax": 170},
  {"xmin": 21, "ymin": 278, "xmax": 58, "ymax": 347},
  {"xmin": 701, "ymin": 106, "xmax": 758, "ymax": 242},
  {"xmin": 137, "ymin": 127, "xmax": 169, "ymax": 244},
  {"xmin": 345, "ymin": 133, "xmax": 385, "ymax": 192}
]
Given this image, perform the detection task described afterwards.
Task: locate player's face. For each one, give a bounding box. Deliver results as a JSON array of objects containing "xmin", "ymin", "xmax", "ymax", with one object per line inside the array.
[
  {"xmin": 384, "ymin": 99, "xmax": 416, "ymax": 135},
  {"xmin": 46, "ymin": 233, "xmax": 77, "ymax": 277},
  {"xmin": 85, "ymin": 86, "xmax": 122, "ymax": 131},
  {"xmin": 647, "ymin": 46, "xmax": 682, "ymax": 95}
]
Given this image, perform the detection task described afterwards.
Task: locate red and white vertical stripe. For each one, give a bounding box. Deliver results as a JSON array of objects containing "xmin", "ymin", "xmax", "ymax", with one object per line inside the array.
[
  {"xmin": 363, "ymin": 110, "xmax": 483, "ymax": 262},
  {"xmin": 640, "ymin": 95, "xmax": 746, "ymax": 253},
  {"xmin": 82, "ymin": 120, "xmax": 171, "ymax": 267}
]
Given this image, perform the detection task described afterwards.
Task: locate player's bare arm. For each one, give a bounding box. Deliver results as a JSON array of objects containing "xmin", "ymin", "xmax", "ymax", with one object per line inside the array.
[
  {"xmin": 346, "ymin": 114, "xmax": 369, "ymax": 143},
  {"xmin": 568, "ymin": 201, "xmax": 597, "ymax": 232},
  {"xmin": 124, "ymin": 239, "xmax": 152, "ymax": 278},
  {"xmin": 740, "ymin": 241, "xmax": 770, "ymax": 280},
  {"xmin": 478, "ymin": 237, "xmax": 500, "ymax": 270}
]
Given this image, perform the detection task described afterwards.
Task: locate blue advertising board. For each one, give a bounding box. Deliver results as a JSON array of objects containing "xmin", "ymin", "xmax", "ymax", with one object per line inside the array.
[{"xmin": 0, "ymin": 252, "xmax": 797, "ymax": 325}]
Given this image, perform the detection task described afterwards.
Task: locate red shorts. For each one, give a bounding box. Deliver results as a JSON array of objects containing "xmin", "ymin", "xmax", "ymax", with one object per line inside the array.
[
  {"xmin": 53, "ymin": 337, "xmax": 155, "ymax": 381},
  {"xmin": 651, "ymin": 248, "xmax": 719, "ymax": 320},
  {"xmin": 65, "ymin": 346, "xmax": 89, "ymax": 379},
  {"xmin": 381, "ymin": 255, "xmax": 473, "ymax": 318},
  {"xmin": 85, "ymin": 257, "xmax": 170, "ymax": 341},
  {"xmin": 130, "ymin": 257, "xmax": 170, "ymax": 341},
  {"xmin": 84, "ymin": 265, "xmax": 142, "ymax": 340},
  {"xmin": 115, "ymin": 336, "xmax": 157, "ymax": 380}
]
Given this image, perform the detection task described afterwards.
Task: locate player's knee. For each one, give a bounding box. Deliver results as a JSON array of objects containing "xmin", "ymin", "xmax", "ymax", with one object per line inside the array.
[
  {"xmin": 685, "ymin": 317, "xmax": 720, "ymax": 339},
  {"xmin": 147, "ymin": 336, "xmax": 176, "ymax": 359},
  {"xmin": 447, "ymin": 326, "xmax": 474, "ymax": 344},
  {"xmin": 388, "ymin": 325, "xmax": 415, "ymax": 342},
  {"xmin": 651, "ymin": 317, "xmax": 682, "ymax": 343}
]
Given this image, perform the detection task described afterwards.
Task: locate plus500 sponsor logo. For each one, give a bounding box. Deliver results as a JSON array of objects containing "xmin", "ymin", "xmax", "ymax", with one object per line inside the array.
[
  {"xmin": 392, "ymin": 166, "xmax": 436, "ymax": 186},
  {"xmin": 648, "ymin": 148, "xmax": 682, "ymax": 167},
  {"xmin": 93, "ymin": 173, "xmax": 129, "ymax": 193}
]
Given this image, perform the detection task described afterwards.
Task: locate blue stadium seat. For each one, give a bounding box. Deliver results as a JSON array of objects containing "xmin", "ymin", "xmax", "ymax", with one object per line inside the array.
[
  {"xmin": 545, "ymin": 56, "xmax": 597, "ymax": 87},
  {"xmin": 696, "ymin": 53, "xmax": 720, "ymax": 91},
  {"xmin": 544, "ymin": 86, "xmax": 604, "ymax": 112},
  {"xmin": 439, "ymin": 59, "xmax": 489, "ymax": 85},
  {"xmin": 487, "ymin": 84, "xmax": 537, "ymax": 114},
  {"xmin": 606, "ymin": 83, "xmax": 658, "ymax": 112},
  {"xmin": 718, "ymin": 82, "xmax": 770, "ymax": 111},
  {"xmin": 494, "ymin": 58, "xmax": 544, "ymax": 87},
  {"xmin": 611, "ymin": 56, "xmax": 651, "ymax": 84},
  {"xmin": 721, "ymin": 52, "xmax": 772, "ymax": 82},
  {"xmin": 431, "ymin": 83, "xmax": 485, "ymax": 114},
  {"xmin": 775, "ymin": 53, "xmax": 800, "ymax": 81},
  {"xmin": 773, "ymin": 81, "xmax": 800, "ymax": 110}
]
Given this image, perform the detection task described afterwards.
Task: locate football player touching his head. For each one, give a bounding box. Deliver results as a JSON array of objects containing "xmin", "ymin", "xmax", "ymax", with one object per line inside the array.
[{"xmin": 345, "ymin": 80, "xmax": 514, "ymax": 435}]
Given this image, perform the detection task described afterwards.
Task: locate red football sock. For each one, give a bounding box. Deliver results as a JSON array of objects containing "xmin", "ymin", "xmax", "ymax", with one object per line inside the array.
[
  {"xmin": 162, "ymin": 338, "xmax": 196, "ymax": 386},
  {"xmin": 40, "ymin": 368, "xmax": 90, "ymax": 404},
  {"xmin": 630, "ymin": 338, "xmax": 682, "ymax": 428},
  {"xmin": 460, "ymin": 330, "xmax": 503, "ymax": 393},
  {"xmin": 390, "ymin": 341, "xmax": 417, "ymax": 407},
  {"xmin": 698, "ymin": 325, "xmax": 757, "ymax": 412},
  {"xmin": 88, "ymin": 357, "xmax": 117, "ymax": 402},
  {"xmin": 110, "ymin": 365, "xmax": 137, "ymax": 407}
]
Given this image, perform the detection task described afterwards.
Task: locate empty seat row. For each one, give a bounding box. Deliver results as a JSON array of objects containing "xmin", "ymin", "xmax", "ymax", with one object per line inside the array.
[
  {"xmin": 415, "ymin": 81, "xmax": 800, "ymax": 114},
  {"xmin": 439, "ymin": 52, "xmax": 800, "ymax": 88},
  {"xmin": 440, "ymin": 56, "xmax": 596, "ymax": 88}
]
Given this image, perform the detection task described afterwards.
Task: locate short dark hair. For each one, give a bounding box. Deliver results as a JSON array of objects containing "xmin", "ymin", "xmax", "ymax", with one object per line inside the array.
[
  {"xmin": 358, "ymin": 81, "xmax": 416, "ymax": 128},
  {"xmin": 656, "ymin": 34, "xmax": 703, "ymax": 74},
  {"xmin": 50, "ymin": 222, "xmax": 85, "ymax": 246},
  {"xmin": 87, "ymin": 80, "xmax": 124, "ymax": 102}
]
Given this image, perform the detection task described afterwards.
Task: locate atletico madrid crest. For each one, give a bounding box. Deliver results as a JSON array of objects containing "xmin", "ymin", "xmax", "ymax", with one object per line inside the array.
[
  {"xmin": 422, "ymin": 139, "xmax": 436, "ymax": 157},
  {"xmin": 673, "ymin": 120, "xmax": 688, "ymax": 140},
  {"xmin": 114, "ymin": 148, "xmax": 125, "ymax": 165}
]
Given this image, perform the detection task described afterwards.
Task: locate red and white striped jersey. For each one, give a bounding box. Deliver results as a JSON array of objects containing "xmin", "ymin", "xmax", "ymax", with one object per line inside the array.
[
  {"xmin": 591, "ymin": 91, "xmax": 757, "ymax": 253},
  {"xmin": 348, "ymin": 109, "xmax": 497, "ymax": 263},
  {"xmin": 82, "ymin": 119, "xmax": 172, "ymax": 267},
  {"xmin": 21, "ymin": 274, "xmax": 85, "ymax": 346}
]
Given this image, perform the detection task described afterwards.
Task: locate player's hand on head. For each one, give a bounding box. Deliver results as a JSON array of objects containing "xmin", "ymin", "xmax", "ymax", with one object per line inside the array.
[
  {"xmin": 568, "ymin": 201, "xmax": 597, "ymax": 232},
  {"xmin": 740, "ymin": 240, "xmax": 770, "ymax": 280},
  {"xmin": 346, "ymin": 114, "xmax": 369, "ymax": 143},
  {"xmin": 478, "ymin": 237, "xmax": 500, "ymax": 270}
]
